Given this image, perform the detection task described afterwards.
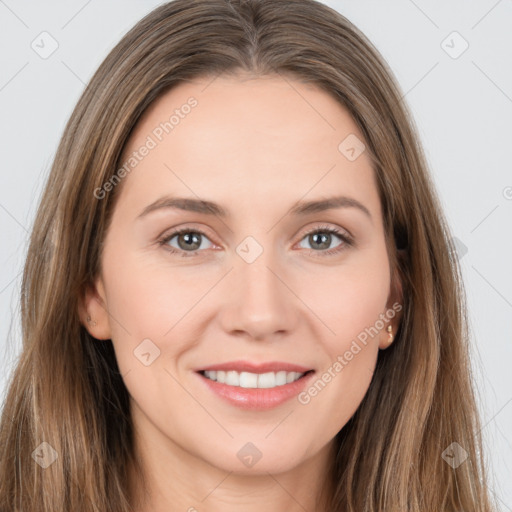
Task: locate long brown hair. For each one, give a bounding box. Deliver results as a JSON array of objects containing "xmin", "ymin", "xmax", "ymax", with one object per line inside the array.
[{"xmin": 0, "ymin": 0, "xmax": 497, "ymax": 510}]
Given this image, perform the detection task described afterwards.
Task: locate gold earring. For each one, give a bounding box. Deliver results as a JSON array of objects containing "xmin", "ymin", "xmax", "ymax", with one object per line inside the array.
[
  {"xmin": 386, "ymin": 324, "xmax": 394, "ymax": 344},
  {"xmin": 86, "ymin": 315, "xmax": 97, "ymax": 327}
]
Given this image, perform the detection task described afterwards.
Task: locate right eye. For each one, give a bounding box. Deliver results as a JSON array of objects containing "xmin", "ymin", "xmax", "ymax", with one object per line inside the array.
[{"xmin": 158, "ymin": 228, "xmax": 215, "ymax": 257}]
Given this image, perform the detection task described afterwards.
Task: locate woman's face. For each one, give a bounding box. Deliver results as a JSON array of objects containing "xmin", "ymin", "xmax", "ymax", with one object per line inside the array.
[{"xmin": 84, "ymin": 73, "xmax": 401, "ymax": 476}]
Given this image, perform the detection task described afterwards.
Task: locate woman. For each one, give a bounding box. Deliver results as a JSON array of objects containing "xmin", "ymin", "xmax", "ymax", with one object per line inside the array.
[{"xmin": 0, "ymin": 0, "xmax": 496, "ymax": 510}]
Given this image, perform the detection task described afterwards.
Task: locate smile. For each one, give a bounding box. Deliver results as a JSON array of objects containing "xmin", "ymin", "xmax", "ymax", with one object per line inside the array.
[
  {"xmin": 200, "ymin": 370, "xmax": 306, "ymax": 389},
  {"xmin": 195, "ymin": 361, "xmax": 315, "ymax": 410}
]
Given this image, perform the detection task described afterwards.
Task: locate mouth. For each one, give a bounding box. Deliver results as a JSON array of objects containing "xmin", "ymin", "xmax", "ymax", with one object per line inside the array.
[
  {"xmin": 198, "ymin": 369, "xmax": 313, "ymax": 389},
  {"xmin": 194, "ymin": 361, "xmax": 315, "ymax": 410}
]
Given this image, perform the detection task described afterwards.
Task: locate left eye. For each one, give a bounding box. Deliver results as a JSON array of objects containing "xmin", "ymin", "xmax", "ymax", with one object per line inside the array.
[{"xmin": 297, "ymin": 229, "xmax": 346, "ymax": 252}]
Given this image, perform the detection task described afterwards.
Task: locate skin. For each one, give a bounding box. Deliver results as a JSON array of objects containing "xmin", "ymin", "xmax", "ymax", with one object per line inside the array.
[{"xmin": 81, "ymin": 72, "xmax": 402, "ymax": 512}]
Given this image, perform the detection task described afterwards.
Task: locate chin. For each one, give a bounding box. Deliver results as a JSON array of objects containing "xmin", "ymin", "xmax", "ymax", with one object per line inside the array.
[{"xmin": 199, "ymin": 438, "xmax": 315, "ymax": 476}]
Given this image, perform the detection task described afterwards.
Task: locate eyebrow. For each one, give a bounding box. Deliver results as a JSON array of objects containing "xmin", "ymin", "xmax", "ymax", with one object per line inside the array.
[{"xmin": 137, "ymin": 195, "xmax": 372, "ymax": 222}]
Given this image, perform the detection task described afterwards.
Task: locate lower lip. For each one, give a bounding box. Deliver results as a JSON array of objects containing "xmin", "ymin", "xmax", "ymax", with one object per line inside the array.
[{"xmin": 196, "ymin": 371, "xmax": 315, "ymax": 410}]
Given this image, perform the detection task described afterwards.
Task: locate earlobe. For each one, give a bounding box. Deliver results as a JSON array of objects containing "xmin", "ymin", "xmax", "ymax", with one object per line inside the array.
[
  {"xmin": 379, "ymin": 323, "xmax": 396, "ymax": 350},
  {"xmin": 78, "ymin": 278, "xmax": 112, "ymax": 340},
  {"xmin": 379, "ymin": 267, "xmax": 404, "ymax": 350}
]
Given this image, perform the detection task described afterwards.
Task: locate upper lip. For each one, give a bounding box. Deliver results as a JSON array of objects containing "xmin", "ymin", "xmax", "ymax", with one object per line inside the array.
[{"xmin": 195, "ymin": 360, "xmax": 313, "ymax": 374}]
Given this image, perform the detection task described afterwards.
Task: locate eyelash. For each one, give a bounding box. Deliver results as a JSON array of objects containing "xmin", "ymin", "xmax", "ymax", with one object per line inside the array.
[{"xmin": 157, "ymin": 224, "xmax": 354, "ymax": 258}]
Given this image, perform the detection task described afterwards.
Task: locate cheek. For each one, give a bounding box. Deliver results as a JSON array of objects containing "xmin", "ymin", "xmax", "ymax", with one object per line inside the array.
[
  {"xmin": 102, "ymin": 255, "xmax": 218, "ymax": 367},
  {"xmin": 105, "ymin": 266, "xmax": 175, "ymax": 333},
  {"xmin": 101, "ymin": 266, "xmax": 203, "ymax": 421},
  {"xmin": 297, "ymin": 266, "xmax": 386, "ymax": 435},
  {"xmin": 295, "ymin": 250, "xmax": 391, "ymax": 353},
  {"xmin": 105, "ymin": 238, "xmax": 199, "ymax": 317},
  {"xmin": 292, "ymin": 248, "xmax": 389, "ymax": 421}
]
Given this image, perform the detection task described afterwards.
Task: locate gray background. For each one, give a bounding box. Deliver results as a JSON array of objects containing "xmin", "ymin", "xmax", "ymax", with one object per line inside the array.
[{"xmin": 0, "ymin": 0, "xmax": 510, "ymax": 508}]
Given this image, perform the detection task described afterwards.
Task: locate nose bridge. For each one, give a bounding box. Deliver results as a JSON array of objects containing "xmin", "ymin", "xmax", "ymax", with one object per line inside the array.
[
  {"xmin": 237, "ymin": 237, "xmax": 283, "ymax": 308},
  {"xmin": 221, "ymin": 234, "xmax": 297, "ymax": 339},
  {"xmin": 240, "ymin": 245, "xmax": 279, "ymax": 300}
]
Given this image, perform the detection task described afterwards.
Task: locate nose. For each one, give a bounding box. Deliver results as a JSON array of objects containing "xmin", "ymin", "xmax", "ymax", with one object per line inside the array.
[{"xmin": 218, "ymin": 246, "xmax": 299, "ymax": 342}]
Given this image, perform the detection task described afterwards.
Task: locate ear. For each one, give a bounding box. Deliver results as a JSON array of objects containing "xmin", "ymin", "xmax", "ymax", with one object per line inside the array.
[
  {"xmin": 78, "ymin": 276, "xmax": 112, "ymax": 340},
  {"xmin": 379, "ymin": 261, "xmax": 404, "ymax": 350}
]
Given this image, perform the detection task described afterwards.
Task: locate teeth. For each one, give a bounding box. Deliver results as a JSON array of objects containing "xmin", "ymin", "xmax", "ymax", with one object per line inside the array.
[
  {"xmin": 203, "ymin": 370, "xmax": 305, "ymax": 388},
  {"xmin": 275, "ymin": 371, "xmax": 287, "ymax": 386},
  {"xmin": 225, "ymin": 371, "xmax": 239, "ymax": 386},
  {"xmin": 239, "ymin": 371, "xmax": 258, "ymax": 388},
  {"xmin": 257, "ymin": 372, "xmax": 275, "ymax": 388}
]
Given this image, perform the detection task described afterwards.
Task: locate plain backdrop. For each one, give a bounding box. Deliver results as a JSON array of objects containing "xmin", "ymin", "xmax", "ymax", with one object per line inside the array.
[{"xmin": 0, "ymin": 0, "xmax": 511, "ymax": 508}]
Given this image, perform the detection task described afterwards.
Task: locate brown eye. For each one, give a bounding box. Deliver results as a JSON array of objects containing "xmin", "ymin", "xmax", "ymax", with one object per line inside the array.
[
  {"xmin": 160, "ymin": 228, "xmax": 214, "ymax": 256},
  {"xmin": 306, "ymin": 231, "xmax": 337, "ymax": 250},
  {"xmin": 297, "ymin": 225, "xmax": 353, "ymax": 257},
  {"xmin": 175, "ymin": 231, "xmax": 202, "ymax": 251}
]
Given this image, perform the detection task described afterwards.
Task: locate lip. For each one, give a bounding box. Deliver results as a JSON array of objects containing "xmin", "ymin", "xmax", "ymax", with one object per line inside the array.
[
  {"xmin": 194, "ymin": 360, "xmax": 313, "ymax": 374},
  {"xmin": 194, "ymin": 361, "xmax": 315, "ymax": 411}
]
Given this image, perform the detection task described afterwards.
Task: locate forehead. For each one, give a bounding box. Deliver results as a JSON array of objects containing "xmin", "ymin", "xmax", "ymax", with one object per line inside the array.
[
  {"xmin": 116, "ymin": 73, "xmax": 380, "ymax": 221},
  {"xmin": 125, "ymin": 73, "xmax": 364, "ymax": 154}
]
